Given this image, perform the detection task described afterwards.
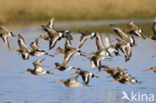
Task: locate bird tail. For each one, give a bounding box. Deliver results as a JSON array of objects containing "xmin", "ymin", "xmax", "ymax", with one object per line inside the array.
[
  {"xmin": 45, "ymin": 52, "xmax": 54, "ymax": 57},
  {"xmin": 55, "ymin": 62, "xmax": 61, "ymax": 66},
  {"xmin": 46, "ymin": 71, "xmax": 54, "ymax": 74}
]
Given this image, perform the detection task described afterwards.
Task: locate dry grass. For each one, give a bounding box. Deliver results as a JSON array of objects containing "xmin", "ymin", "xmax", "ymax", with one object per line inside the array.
[{"xmin": 0, "ymin": 0, "xmax": 156, "ymax": 24}]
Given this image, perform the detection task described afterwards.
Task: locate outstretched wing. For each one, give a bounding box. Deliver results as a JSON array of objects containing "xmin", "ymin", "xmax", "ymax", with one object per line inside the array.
[
  {"xmin": 96, "ymin": 33, "xmax": 104, "ymax": 50},
  {"xmin": 33, "ymin": 58, "xmax": 45, "ymax": 72},
  {"xmin": 47, "ymin": 17, "xmax": 55, "ymax": 29},
  {"xmin": 128, "ymin": 22, "xmax": 139, "ymax": 31},
  {"xmin": 111, "ymin": 24, "xmax": 129, "ymax": 41},
  {"xmin": 104, "ymin": 35, "xmax": 111, "ymax": 48},
  {"xmin": 0, "ymin": 26, "xmax": 9, "ymax": 35},
  {"xmin": 63, "ymin": 50, "xmax": 76, "ymax": 65},
  {"xmin": 79, "ymin": 33, "xmax": 91, "ymax": 48},
  {"xmin": 2, "ymin": 35, "xmax": 10, "ymax": 49},
  {"xmin": 18, "ymin": 34, "xmax": 31, "ymax": 52},
  {"xmin": 30, "ymin": 39, "xmax": 41, "ymax": 51}
]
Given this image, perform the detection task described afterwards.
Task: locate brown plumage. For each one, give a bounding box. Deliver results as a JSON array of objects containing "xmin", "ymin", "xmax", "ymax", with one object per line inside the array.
[
  {"xmin": 0, "ymin": 26, "xmax": 15, "ymax": 49},
  {"xmin": 72, "ymin": 68, "xmax": 99, "ymax": 84},
  {"xmin": 24, "ymin": 58, "xmax": 53, "ymax": 75},
  {"xmin": 126, "ymin": 22, "xmax": 146, "ymax": 39},
  {"xmin": 145, "ymin": 67, "xmax": 156, "ymax": 73}
]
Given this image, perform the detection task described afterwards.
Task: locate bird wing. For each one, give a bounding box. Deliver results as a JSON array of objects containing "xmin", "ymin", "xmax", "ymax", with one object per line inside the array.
[
  {"xmin": 83, "ymin": 73, "xmax": 90, "ymax": 84},
  {"xmin": 0, "ymin": 26, "xmax": 9, "ymax": 35},
  {"xmin": 111, "ymin": 24, "xmax": 129, "ymax": 41},
  {"xmin": 2, "ymin": 35, "xmax": 10, "ymax": 49},
  {"xmin": 128, "ymin": 22, "xmax": 139, "ymax": 31},
  {"xmin": 34, "ymin": 66, "xmax": 44, "ymax": 72},
  {"xmin": 129, "ymin": 36, "xmax": 136, "ymax": 46},
  {"xmin": 96, "ymin": 33, "xmax": 105, "ymax": 50},
  {"xmin": 65, "ymin": 40, "xmax": 73, "ymax": 49},
  {"xmin": 104, "ymin": 35, "xmax": 111, "ymax": 48},
  {"xmin": 70, "ymin": 75, "xmax": 79, "ymax": 83},
  {"xmin": 18, "ymin": 34, "xmax": 31, "ymax": 52},
  {"xmin": 122, "ymin": 45, "xmax": 132, "ymax": 62},
  {"xmin": 96, "ymin": 57, "xmax": 102, "ymax": 71},
  {"xmin": 47, "ymin": 17, "xmax": 55, "ymax": 29},
  {"xmin": 49, "ymin": 34, "xmax": 59, "ymax": 49},
  {"xmin": 79, "ymin": 34, "xmax": 91, "ymax": 48},
  {"xmin": 63, "ymin": 50, "xmax": 76, "ymax": 65},
  {"xmin": 33, "ymin": 58, "xmax": 45, "ymax": 72},
  {"xmin": 30, "ymin": 39, "xmax": 41, "ymax": 51},
  {"xmin": 124, "ymin": 45, "xmax": 132, "ymax": 58}
]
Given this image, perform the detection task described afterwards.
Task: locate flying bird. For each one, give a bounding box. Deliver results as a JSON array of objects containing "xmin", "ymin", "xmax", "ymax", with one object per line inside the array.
[
  {"xmin": 24, "ymin": 58, "xmax": 53, "ymax": 75},
  {"xmin": 0, "ymin": 26, "xmax": 15, "ymax": 49}
]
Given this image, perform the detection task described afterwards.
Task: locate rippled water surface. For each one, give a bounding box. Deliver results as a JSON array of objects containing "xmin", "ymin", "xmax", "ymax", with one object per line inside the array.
[{"xmin": 0, "ymin": 26, "xmax": 156, "ymax": 103}]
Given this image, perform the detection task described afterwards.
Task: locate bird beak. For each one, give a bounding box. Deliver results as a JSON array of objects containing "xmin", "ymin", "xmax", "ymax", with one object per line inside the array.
[
  {"xmin": 111, "ymin": 80, "xmax": 117, "ymax": 82},
  {"xmin": 144, "ymin": 68, "xmax": 152, "ymax": 71},
  {"xmin": 83, "ymin": 57, "xmax": 90, "ymax": 60},
  {"xmin": 71, "ymin": 72, "xmax": 77, "ymax": 75},
  {"xmin": 52, "ymin": 68, "xmax": 57, "ymax": 70},
  {"xmin": 56, "ymin": 80, "xmax": 62, "ymax": 83},
  {"xmin": 87, "ymin": 52, "xmax": 93, "ymax": 55},
  {"xmin": 24, "ymin": 70, "xmax": 27, "ymax": 72}
]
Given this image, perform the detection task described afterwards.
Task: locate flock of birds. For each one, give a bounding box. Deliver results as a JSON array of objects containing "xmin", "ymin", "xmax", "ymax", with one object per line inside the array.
[{"xmin": 0, "ymin": 17, "xmax": 156, "ymax": 87}]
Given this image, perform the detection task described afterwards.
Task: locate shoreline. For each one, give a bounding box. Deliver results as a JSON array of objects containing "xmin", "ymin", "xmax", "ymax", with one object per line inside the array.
[
  {"xmin": 8, "ymin": 18, "xmax": 154, "ymax": 29},
  {"xmin": 9, "ymin": 18, "xmax": 154, "ymax": 35}
]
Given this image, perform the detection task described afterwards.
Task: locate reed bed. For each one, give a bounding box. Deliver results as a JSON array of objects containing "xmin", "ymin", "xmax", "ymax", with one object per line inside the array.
[{"xmin": 0, "ymin": 0, "xmax": 156, "ymax": 24}]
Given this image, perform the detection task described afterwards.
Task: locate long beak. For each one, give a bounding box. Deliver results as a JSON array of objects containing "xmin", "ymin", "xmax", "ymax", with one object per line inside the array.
[
  {"xmin": 71, "ymin": 72, "xmax": 77, "ymax": 75},
  {"xmin": 87, "ymin": 52, "xmax": 94, "ymax": 55},
  {"xmin": 111, "ymin": 80, "xmax": 117, "ymax": 82},
  {"xmin": 57, "ymin": 52, "xmax": 62, "ymax": 55},
  {"xmin": 83, "ymin": 57, "xmax": 90, "ymax": 60},
  {"xmin": 52, "ymin": 68, "xmax": 57, "ymax": 70},
  {"xmin": 24, "ymin": 70, "xmax": 27, "ymax": 72},
  {"xmin": 144, "ymin": 68, "xmax": 152, "ymax": 71},
  {"xmin": 56, "ymin": 80, "xmax": 62, "ymax": 83}
]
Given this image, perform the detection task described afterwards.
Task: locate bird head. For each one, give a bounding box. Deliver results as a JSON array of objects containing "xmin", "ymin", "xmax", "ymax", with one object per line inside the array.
[
  {"xmin": 145, "ymin": 67, "xmax": 155, "ymax": 71},
  {"xmin": 102, "ymin": 68, "xmax": 109, "ymax": 72},
  {"xmin": 72, "ymin": 70, "xmax": 81, "ymax": 75},
  {"xmin": 87, "ymin": 56, "xmax": 93, "ymax": 60},
  {"xmin": 24, "ymin": 68, "xmax": 32, "ymax": 72}
]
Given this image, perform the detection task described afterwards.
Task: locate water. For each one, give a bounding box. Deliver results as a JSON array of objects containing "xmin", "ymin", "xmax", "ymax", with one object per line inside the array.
[{"xmin": 0, "ymin": 26, "xmax": 156, "ymax": 103}]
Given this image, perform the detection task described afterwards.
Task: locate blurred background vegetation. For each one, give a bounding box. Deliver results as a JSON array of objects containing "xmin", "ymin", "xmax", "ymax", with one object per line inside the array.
[{"xmin": 0, "ymin": 0, "xmax": 156, "ymax": 25}]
